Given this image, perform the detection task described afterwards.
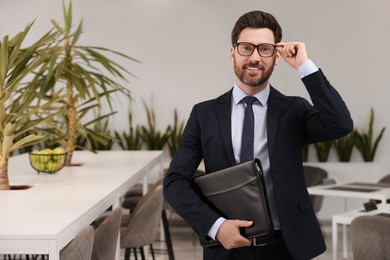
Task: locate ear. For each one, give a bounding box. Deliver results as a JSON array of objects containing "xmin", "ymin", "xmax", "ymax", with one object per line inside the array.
[
  {"xmin": 230, "ymin": 45, "xmax": 235, "ymax": 63},
  {"xmin": 274, "ymin": 51, "xmax": 281, "ymax": 66}
]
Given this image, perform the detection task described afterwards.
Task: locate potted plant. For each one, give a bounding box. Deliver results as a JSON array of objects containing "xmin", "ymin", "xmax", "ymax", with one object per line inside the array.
[
  {"xmin": 354, "ymin": 108, "xmax": 386, "ymax": 162},
  {"xmin": 114, "ymin": 109, "xmax": 143, "ymax": 150},
  {"xmin": 167, "ymin": 109, "xmax": 185, "ymax": 158},
  {"xmin": 139, "ymin": 101, "xmax": 171, "ymax": 150},
  {"xmin": 314, "ymin": 141, "xmax": 332, "ymax": 162},
  {"xmin": 333, "ymin": 131, "xmax": 356, "ymax": 162},
  {"xmin": 35, "ymin": 0, "xmax": 138, "ymax": 166},
  {"xmin": 0, "ymin": 24, "xmax": 66, "ymax": 190}
]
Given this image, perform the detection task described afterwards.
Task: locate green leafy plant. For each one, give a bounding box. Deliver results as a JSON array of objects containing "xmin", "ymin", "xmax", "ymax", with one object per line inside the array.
[
  {"xmin": 333, "ymin": 131, "xmax": 356, "ymax": 162},
  {"xmin": 35, "ymin": 0, "xmax": 138, "ymax": 166},
  {"xmin": 114, "ymin": 109, "xmax": 143, "ymax": 150},
  {"xmin": 167, "ymin": 109, "xmax": 185, "ymax": 158},
  {"xmin": 314, "ymin": 141, "xmax": 332, "ymax": 162},
  {"xmin": 354, "ymin": 108, "xmax": 386, "ymax": 162},
  {"xmin": 76, "ymin": 110, "xmax": 115, "ymax": 151},
  {"xmin": 0, "ymin": 23, "xmax": 66, "ymax": 190},
  {"xmin": 140, "ymin": 102, "xmax": 171, "ymax": 150}
]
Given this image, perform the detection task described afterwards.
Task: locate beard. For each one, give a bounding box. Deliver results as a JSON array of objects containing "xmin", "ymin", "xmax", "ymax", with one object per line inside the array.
[{"xmin": 233, "ymin": 59, "xmax": 275, "ymax": 88}]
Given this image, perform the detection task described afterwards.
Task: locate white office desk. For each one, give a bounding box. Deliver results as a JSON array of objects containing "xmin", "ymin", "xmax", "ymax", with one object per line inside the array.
[
  {"xmin": 308, "ymin": 182, "xmax": 390, "ymax": 204},
  {"xmin": 332, "ymin": 203, "xmax": 390, "ymax": 260},
  {"xmin": 0, "ymin": 150, "xmax": 163, "ymax": 260}
]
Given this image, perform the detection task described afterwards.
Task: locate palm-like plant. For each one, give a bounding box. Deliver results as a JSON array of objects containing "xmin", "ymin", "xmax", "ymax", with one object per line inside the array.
[
  {"xmin": 0, "ymin": 24, "xmax": 66, "ymax": 190},
  {"xmin": 140, "ymin": 102, "xmax": 171, "ymax": 150},
  {"xmin": 354, "ymin": 108, "xmax": 386, "ymax": 162},
  {"xmin": 114, "ymin": 109, "xmax": 143, "ymax": 150},
  {"xmin": 333, "ymin": 131, "xmax": 356, "ymax": 162},
  {"xmin": 314, "ymin": 141, "xmax": 332, "ymax": 162},
  {"xmin": 35, "ymin": 0, "xmax": 138, "ymax": 165},
  {"xmin": 167, "ymin": 109, "xmax": 185, "ymax": 158}
]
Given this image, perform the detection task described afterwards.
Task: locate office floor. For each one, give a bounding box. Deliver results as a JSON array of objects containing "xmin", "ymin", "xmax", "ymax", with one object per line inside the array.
[
  {"xmin": 148, "ymin": 214, "xmax": 353, "ymax": 260},
  {"xmin": 0, "ymin": 216, "xmax": 352, "ymax": 260}
]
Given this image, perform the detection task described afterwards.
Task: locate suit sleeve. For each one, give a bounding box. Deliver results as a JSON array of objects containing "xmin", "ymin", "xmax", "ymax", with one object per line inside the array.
[
  {"xmin": 163, "ymin": 105, "xmax": 221, "ymax": 241},
  {"xmin": 301, "ymin": 69, "xmax": 353, "ymax": 143}
]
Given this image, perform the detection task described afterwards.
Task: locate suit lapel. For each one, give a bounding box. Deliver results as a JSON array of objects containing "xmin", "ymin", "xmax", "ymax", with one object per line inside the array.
[
  {"xmin": 267, "ymin": 86, "xmax": 286, "ymax": 158},
  {"xmin": 216, "ymin": 90, "xmax": 236, "ymax": 165}
]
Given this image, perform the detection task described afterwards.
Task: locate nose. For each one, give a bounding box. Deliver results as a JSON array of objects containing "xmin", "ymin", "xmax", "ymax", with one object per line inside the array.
[{"xmin": 248, "ymin": 49, "xmax": 261, "ymax": 62}]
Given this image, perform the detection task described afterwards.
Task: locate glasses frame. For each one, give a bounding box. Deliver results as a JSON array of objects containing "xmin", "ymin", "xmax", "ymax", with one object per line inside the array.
[{"xmin": 234, "ymin": 42, "xmax": 277, "ymax": 57}]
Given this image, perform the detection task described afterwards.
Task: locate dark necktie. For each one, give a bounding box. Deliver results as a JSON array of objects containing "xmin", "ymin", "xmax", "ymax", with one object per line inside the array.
[{"xmin": 240, "ymin": 96, "xmax": 257, "ymax": 163}]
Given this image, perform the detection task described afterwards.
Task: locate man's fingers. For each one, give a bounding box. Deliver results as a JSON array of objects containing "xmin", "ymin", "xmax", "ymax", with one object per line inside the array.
[
  {"xmin": 217, "ymin": 219, "xmax": 253, "ymax": 249},
  {"xmin": 237, "ymin": 220, "xmax": 253, "ymax": 228}
]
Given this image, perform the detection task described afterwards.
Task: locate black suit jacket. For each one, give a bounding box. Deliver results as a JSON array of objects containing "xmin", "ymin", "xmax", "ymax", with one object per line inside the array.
[{"xmin": 163, "ymin": 70, "xmax": 353, "ymax": 260}]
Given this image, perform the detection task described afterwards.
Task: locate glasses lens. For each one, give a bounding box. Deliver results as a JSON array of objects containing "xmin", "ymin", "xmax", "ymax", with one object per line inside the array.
[
  {"xmin": 258, "ymin": 44, "xmax": 275, "ymax": 57},
  {"xmin": 237, "ymin": 43, "xmax": 255, "ymax": 56}
]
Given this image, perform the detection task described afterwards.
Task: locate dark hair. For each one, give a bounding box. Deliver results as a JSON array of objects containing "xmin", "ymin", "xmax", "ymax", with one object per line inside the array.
[{"xmin": 231, "ymin": 10, "xmax": 283, "ymax": 44}]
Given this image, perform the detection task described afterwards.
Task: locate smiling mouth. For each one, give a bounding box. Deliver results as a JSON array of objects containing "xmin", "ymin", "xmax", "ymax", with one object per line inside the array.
[{"xmin": 245, "ymin": 67, "xmax": 261, "ymax": 71}]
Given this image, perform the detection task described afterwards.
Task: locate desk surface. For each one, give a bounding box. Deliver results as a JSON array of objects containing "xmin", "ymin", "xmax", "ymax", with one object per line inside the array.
[
  {"xmin": 333, "ymin": 203, "xmax": 390, "ymax": 225},
  {"xmin": 308, "ymin": 182, "xmax": 390, "ymax": 203},
  {"xmin": 0, "ymin": 150, "xmax": 163, "ymax": 258}
]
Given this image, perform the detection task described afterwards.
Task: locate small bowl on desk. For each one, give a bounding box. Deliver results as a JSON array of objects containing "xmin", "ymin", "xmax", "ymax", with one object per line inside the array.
[{"xmin": 29, "ymin": 148, "xmax": 66, "ymax": 174}]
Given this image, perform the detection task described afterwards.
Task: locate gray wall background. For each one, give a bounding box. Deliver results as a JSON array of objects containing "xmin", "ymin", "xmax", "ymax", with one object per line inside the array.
[{"xmin": 1, "ymin": 0, "xmax": 389, "ymax": 162}]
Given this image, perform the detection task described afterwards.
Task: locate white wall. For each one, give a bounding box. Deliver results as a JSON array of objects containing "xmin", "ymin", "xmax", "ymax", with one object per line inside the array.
[{"xmin": 0, "ymin": 0, "xmax": 389, "ymax": 163}]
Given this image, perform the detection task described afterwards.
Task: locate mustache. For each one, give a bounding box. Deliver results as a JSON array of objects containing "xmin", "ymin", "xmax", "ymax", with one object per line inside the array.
[{"xmin": 243, "ymin": 62, "xmax": 264, "ymax": 70}]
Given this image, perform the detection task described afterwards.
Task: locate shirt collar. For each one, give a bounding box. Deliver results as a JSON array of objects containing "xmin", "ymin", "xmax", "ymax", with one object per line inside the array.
[{"xmin": 232, "ymin": 83, "xmax": 270, "ymax": 107}]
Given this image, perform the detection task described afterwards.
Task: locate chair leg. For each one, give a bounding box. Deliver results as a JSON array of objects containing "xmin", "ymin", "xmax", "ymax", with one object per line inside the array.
[
  {"xmin": 161, "ymin": 210, "xmax": 175, "ymax": 260},
  {"xmin": 124, "ymin": 248, "xmax": 130, "ymax": 260},
  {"xmin": 139, "ymin": 247, "xmax": 145, "ymax": 260},
  {"xmin": 133, "ymin": 248, "xmax": 138, "ymax": 260},
  {"xmin": 149, "ymin": 244, "xmax": 155, "ymax": 260}
]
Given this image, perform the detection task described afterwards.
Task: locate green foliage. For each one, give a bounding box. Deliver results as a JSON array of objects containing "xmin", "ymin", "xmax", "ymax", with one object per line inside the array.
[
  {"xmin": 167, "ymin": 109, "xmax": 185, "ymax": 158},
  {"xmin": 140, "ymin": 102, "xmax": 171, "ymax": 150},
  {"xmin": 76, "ymin": 111, "xmax": 115, "ymax": 151},
  {"xmin": 114, "ymin": 109, "xmax": 143, "ymax": 150},
  {"xmin": 33, "ymin": 0, "xmax": 138, "ymax": 164},
  {"xmin": 0, "ymin": 23, "xmax": 66, "ymax": 161},
  {"xmin": 354, "ymin": 108, "xmax": 386, "ymax": 162},
  {"xmin": 333, "ymin": 131, "xmax": 356, "ymax": 162},
  {"xmin": 0, "ymin": 22, "xmax": 67, "ymax": 189},
  {"xmin": 314, "ymin": 141, "xmax": 332, "ymax": 162},
  {"xmin": 302, "ymin": 144, "xmax": 309, "ymax": 162}
]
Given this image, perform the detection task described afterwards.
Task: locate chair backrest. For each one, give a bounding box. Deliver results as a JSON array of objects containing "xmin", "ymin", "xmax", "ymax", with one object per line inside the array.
[
  {"xmin": 92, "ymin": 207, "xmax": 122, "ymax": 260},
  {"xmin": 351, "ymin": 215, "xmax": 390, "ymax": 260},
  {"xmin": 60, "ymin": 225, "xmax": 94, "ymax": 260},
  {"xmin": 378, "ymin": 174, "xmax": 390, "ymax": 184},
  {"xmin": 120, "ymin": 184, "xmax": 164, "ymax": 249},
  {"xmin": 303, "ymin": 166, "xmax": 328, "ymax": 212}
]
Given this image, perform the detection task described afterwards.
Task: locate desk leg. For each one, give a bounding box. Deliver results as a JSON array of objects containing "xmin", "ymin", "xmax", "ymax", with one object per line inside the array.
[
  {"xmin": 48, "ymin": 240, "xmax": 59, "ymax": 260},
  {"xmin": 342, "ymin": 224, "xmax": 348, "ymax": 259},
  {"xmin": 332, "ymin": 220, "xmax": 338, "ymax": 260},
  {"xmin": 113, "ymin": 196, "xmax": 121, "ymax": 260},
  {"xmin": 143, "ymin": 175, "xmax": 149, "ymax": 195}
]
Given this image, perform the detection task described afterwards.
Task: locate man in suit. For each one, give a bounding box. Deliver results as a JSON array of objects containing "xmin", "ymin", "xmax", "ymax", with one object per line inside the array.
[{"xmin": 163, "ymin": 10, "xmax": 353, "ymax": 260}]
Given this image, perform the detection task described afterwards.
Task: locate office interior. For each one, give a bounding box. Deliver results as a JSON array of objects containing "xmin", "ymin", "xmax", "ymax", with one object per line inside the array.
[{"xmin": 0, "ymin": 0, "xmax": 389, "ymax": 259}]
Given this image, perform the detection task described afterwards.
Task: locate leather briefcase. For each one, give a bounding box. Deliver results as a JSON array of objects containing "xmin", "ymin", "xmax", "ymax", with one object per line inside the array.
[{"xmin": 193, "ymin": 158, "xmax": 274, "ymax": 247}]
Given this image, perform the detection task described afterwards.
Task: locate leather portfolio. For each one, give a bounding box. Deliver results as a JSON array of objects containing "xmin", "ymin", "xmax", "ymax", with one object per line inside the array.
[{"xmin": 193, "ymin": 158, "xmax": 274, "ymax": 247}]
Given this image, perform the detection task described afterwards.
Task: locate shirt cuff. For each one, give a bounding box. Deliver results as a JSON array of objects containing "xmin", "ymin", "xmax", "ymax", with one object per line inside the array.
[
  {"xmin": 208, "ymin": 217, "xmax": 226, "ymax": 240},
  {"xmin": 298, "ymin": 59, "xmax": 318, "ymax": 78}
]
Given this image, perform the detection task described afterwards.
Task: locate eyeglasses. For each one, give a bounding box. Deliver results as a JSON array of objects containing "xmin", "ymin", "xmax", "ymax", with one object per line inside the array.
[{"xmin": 234, "ymin": 42, "xmax": 276, "ymax": 57}]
